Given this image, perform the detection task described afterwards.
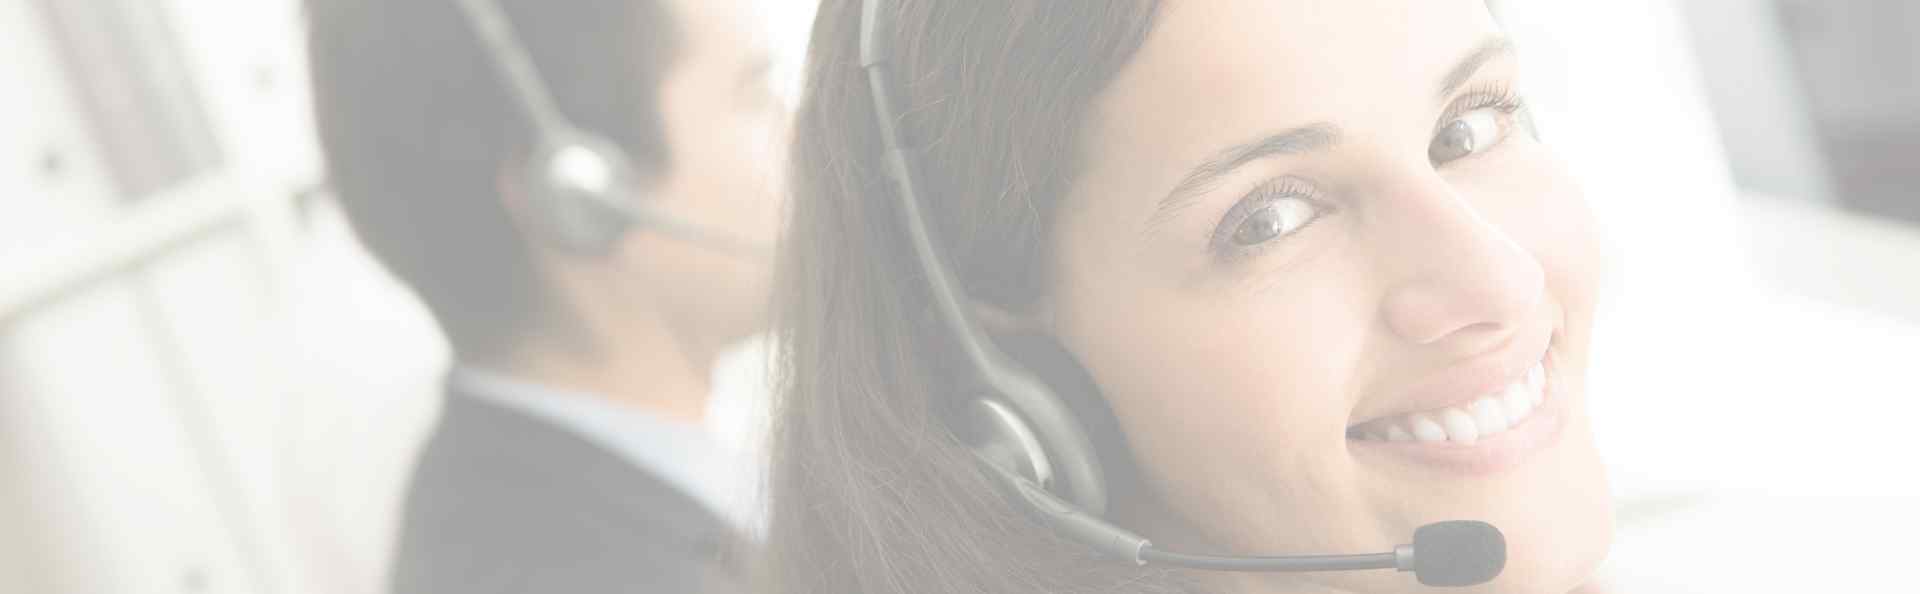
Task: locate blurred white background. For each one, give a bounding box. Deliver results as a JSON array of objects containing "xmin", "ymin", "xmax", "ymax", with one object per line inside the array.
[{"xmin": 1, "ymin": 1, "xmax": 1915, "ymax": 593}]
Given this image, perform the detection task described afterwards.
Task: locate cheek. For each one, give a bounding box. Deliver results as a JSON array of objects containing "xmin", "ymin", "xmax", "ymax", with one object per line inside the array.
[
  {"xmin": 1054, "ymin": 244, "xmax": 1379, "ymax": 538},
  {"xmin": 658, "ymin": 112, "xmax": 784, "ymax": 232},
  {"xmin": 1523, "ymin": 157, "xmax": 1602, "ymax": 334}
]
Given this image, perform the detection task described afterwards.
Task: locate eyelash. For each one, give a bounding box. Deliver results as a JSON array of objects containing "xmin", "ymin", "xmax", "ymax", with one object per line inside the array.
[
  {"xmin": 1209, "ymin": 177, "xmax": 1328, "ymax": 263},
  {"xmin": 1443, "ymin": 80, "xmax": 1520, "ymax": 119},
  {"xmin": 1435, "ymin": 81, "xmax": 1529, "ymax": 139}
]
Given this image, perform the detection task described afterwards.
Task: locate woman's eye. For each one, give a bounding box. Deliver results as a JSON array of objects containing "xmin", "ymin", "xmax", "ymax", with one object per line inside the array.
[
  {"xmin": 1428, "ymin": 108, "xmax": 1505, "ymax": 165},
  {"xmin": 1230, "ymin": 196, "xmax": 1319, "ymax": 247}
]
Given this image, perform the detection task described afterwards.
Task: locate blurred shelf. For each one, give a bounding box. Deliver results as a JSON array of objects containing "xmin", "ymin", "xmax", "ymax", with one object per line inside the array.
[{"xmin": 0, "ymin": 172, "xmax": 287, "ymax": 323}]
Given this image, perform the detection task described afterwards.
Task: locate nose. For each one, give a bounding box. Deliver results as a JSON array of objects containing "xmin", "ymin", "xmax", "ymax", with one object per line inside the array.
[{"xmin": 1377, "ymin": 182, "xmax": 1545, "ymax": 349}]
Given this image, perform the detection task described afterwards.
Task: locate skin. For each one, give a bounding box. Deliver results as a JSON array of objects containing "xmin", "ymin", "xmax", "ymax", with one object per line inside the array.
[
  {"xmin": 1044, "ymin": 1, "xmax": 1610, "ymax": 592},
  {"xmin": 503, "ymin": 0, "xmax": 786, "ymax": 423}
]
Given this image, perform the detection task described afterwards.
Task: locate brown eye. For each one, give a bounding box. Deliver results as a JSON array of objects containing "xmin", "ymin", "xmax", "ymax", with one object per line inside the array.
[
  {"xmin": 1231, "ymin": 197, "xmax": 1318, "ymax": 246},
  {"xmin": 1429, "ymin": 108, "xmax": 1503, "ymax": 165}
]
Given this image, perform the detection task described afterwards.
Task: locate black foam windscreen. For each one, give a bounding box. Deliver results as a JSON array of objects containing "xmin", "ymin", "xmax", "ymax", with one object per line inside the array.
[{"xmin": 1412, "ymin": 521, "xmax": 1506, "ymax": 587}]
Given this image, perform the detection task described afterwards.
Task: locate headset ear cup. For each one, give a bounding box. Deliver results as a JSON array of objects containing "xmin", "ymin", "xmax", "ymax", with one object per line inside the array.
[
  {"xmin": 525, "ymin": 134, "xmax": 640, "ymax": 255},
  {"xmin": 990, "ymin": 332, "xmax": 1140, "ymax": 505},
  {"xmin": 536, "ymin": 179, "xmax": 633, "ymax": 253},
  {"xmin": 959, "ymin": 398, "xmax": 1053, "ymax": 486}
]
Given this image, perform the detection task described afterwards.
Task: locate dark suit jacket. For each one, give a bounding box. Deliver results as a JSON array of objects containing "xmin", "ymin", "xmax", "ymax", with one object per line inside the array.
[{"xmin": 389, "ymin": 386, "xmax": 743, "ymax": 594}]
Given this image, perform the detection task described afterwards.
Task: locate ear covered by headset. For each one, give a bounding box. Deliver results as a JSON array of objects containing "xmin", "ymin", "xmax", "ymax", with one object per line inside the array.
[
  {"xmin": 963, "ymin": 331, "xmax": 1140, "ymax": 517},
  {"xmin": 523, "ymin": 132, "xmax": 646, "ymax": 255},
  {"xmin": 955, "ymin": 331, "xmax": 1159, "ymax": 562}
]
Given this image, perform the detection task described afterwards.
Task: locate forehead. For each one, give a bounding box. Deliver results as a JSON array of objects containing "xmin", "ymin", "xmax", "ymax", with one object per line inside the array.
[{"xmin": 1083, "ymin": 0, "xmax": 1501, "ymax": 161}]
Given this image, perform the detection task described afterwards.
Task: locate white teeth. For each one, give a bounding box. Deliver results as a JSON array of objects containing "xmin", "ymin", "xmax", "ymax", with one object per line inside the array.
[
  {"xmin": 1469, "ymin": 397, "xmax": 1508, "ymax": 434},
  {"xmin": 1501, "ymin": 383, "xmax": 1534, "ymax": 421},
  {"xmin": 1408, "ymin": 414, "xmax": 1448, "ymax": 442},
  {"xmin": 1438, "ymin": 408, "xmax": 1479, "ymax": 444},
  {"xmin": 1352, "ymin": 359, "xmax": 1550, "ymax": 444}
]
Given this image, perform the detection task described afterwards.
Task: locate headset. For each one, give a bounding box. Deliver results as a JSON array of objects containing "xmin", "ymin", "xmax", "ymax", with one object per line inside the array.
[
  {"xmin": 856, "ymin": 0, "xmax": 1505, "ymax": 587},
  {"xmin": 450, "ymin": 0, "xmax": 769, "ymax": 259}
]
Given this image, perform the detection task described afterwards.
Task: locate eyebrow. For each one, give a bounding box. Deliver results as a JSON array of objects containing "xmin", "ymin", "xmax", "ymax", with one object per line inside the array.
[
  {"xmin": 1149, "ymin": 123, "xmax": 1340, "ymax": 226},
  {"xmin": 1146, "ymin": 35, "xmax": 1515, "ymax": 229},
  {"xmin": 1436, "ymin": 36, "xmax": 1514, "ymax": 101}
]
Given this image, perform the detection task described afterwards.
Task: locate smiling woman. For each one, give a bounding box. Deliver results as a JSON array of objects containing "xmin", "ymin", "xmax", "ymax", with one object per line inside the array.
[{"xmin": 767, "ymin": 1, "xmax": 1611, "ymax": 593}]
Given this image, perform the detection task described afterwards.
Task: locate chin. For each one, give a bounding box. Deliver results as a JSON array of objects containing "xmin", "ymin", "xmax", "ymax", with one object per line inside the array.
[
  {"xmin": 1352, "ymin": 361, "xmax": 1613, "ymax": 593},
  {"xmin": 1452, "ymin": 409, "xmax": 1613, "ymax": 594}
]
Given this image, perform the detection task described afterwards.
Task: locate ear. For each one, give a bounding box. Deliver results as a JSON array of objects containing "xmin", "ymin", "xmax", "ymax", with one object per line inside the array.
[{"xmin": 496, "ymin": 156, "xmax": 616, "ymax": 259}]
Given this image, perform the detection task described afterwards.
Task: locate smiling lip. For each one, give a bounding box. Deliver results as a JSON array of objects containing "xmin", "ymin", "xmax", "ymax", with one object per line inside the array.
[
  {"xmin": 1348, "ymin": 343, "xmax": 1567, "ymax": 475},
  {"xmin": 1348, "ymin": 378, "xmax": 1566, "ymax": 475},
  {"xmin": 1350, "ymin": 330, "xmax": 1555, "ymax": 429}
]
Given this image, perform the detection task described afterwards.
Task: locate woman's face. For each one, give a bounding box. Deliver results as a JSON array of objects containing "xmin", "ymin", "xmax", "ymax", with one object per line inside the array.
[{"xmin": 1047, "ymin": 1, "xmax": 1610, "ymax": 592}]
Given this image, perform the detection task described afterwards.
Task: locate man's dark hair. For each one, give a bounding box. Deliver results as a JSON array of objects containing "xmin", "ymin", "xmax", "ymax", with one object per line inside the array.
[{"xmin": 307, "ymin": 0, "xmax": 679, "ymax": 360}]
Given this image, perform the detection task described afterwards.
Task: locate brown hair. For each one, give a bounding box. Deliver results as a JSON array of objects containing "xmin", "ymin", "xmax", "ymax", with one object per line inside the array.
[
  {"xmin": 765, "ymin": 1, "xmax": 1195, "ymax": 592},
  {"xmin": 307, "ymin": 0, "xmax": 677, "ymax": 360}
]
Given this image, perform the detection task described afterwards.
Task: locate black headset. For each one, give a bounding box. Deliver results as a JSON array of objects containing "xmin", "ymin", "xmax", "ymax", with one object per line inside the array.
[
  {"xmin": 451, "ymin": 0, "xmax": 769, "ymax": 259},
  {"xmin": 856, "ymin": 0, "xmax": 1505, "ymax": 586}
]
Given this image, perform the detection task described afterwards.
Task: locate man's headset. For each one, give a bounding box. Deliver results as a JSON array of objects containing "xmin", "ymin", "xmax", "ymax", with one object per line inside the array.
[
  {"xmin": 856, "ymin": 0, "xmax": 1505, "ymax": 587},
  {"xmin": 451, "ymin": 0, "xmax": 769, "ymax": 259}
]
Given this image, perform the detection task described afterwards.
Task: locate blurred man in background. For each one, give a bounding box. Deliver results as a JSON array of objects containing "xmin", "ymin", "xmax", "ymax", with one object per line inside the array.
[{"xmin": 306, "ymin": 0, "xmax": 784, "ymax": 591}]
